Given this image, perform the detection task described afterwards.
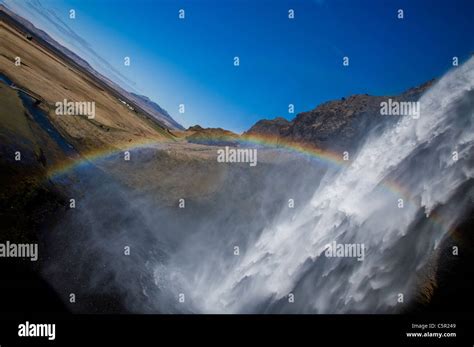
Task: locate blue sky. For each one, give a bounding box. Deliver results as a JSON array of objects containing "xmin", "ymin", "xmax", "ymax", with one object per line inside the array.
[{"xmin": 3, "ymin": 0, "xmax": 474, "ymax": 132}]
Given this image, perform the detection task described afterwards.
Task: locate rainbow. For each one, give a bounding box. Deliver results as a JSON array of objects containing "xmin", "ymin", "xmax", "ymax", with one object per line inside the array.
[
  {"xmin": 47, "ymin": 136, "xmax": 170, "ymax": 180},
  {"xmin": 45, "ymin": 132, "xmax": 452, "ymax": 236},
  {"xmin": 236, "ymin": 133, "xmax": 346, "ymax": 167},
  {"xmin": 46, "ymin": 132, "xmax": 348, "ymax": 180}
]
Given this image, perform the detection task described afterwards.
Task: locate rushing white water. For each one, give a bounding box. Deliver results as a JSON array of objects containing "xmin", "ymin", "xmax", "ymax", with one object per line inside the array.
[{"xmin": 155, "ymin": 57, "xmax": 474, "ymax": 313}]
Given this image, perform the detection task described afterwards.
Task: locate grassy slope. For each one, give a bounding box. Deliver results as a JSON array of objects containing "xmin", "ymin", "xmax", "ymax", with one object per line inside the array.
[{"xmin": 0, "ymin": 21, "xmax": 173, "ymax": 155}]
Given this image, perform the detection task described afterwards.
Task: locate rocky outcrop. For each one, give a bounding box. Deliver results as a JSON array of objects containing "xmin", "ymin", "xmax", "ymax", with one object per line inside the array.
[
  {"xmin": 244, "ymin": 117, "xmax": 291, "ymax": 138},
  {"xmin": 244, "ymin": 80, "xmax": 435, "ymax": 151}
]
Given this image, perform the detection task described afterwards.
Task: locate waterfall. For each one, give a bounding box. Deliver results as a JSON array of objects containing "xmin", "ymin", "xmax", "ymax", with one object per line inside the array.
[{"xmin": 161, "ymin": 57, "xmax": 474, "ymax": 313}]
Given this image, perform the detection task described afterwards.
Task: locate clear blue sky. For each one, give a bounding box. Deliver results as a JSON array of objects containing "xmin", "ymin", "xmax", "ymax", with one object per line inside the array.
[{"xmin": 3, "ymin": 0, "xmax": 474, "ymax": 132}]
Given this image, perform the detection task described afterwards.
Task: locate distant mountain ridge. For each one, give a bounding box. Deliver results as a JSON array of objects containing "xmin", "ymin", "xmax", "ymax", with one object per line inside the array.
[
  {"xmin": 0, "ymin": 4, "xmax": 184, "ymax": 130},
  {"xmin": 1, "ymin": 3, "xmax": 436, "ymax": 142},
  {"xmin": 131, "ymin": 93, "xmax": 184, "ymax": 130}
]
